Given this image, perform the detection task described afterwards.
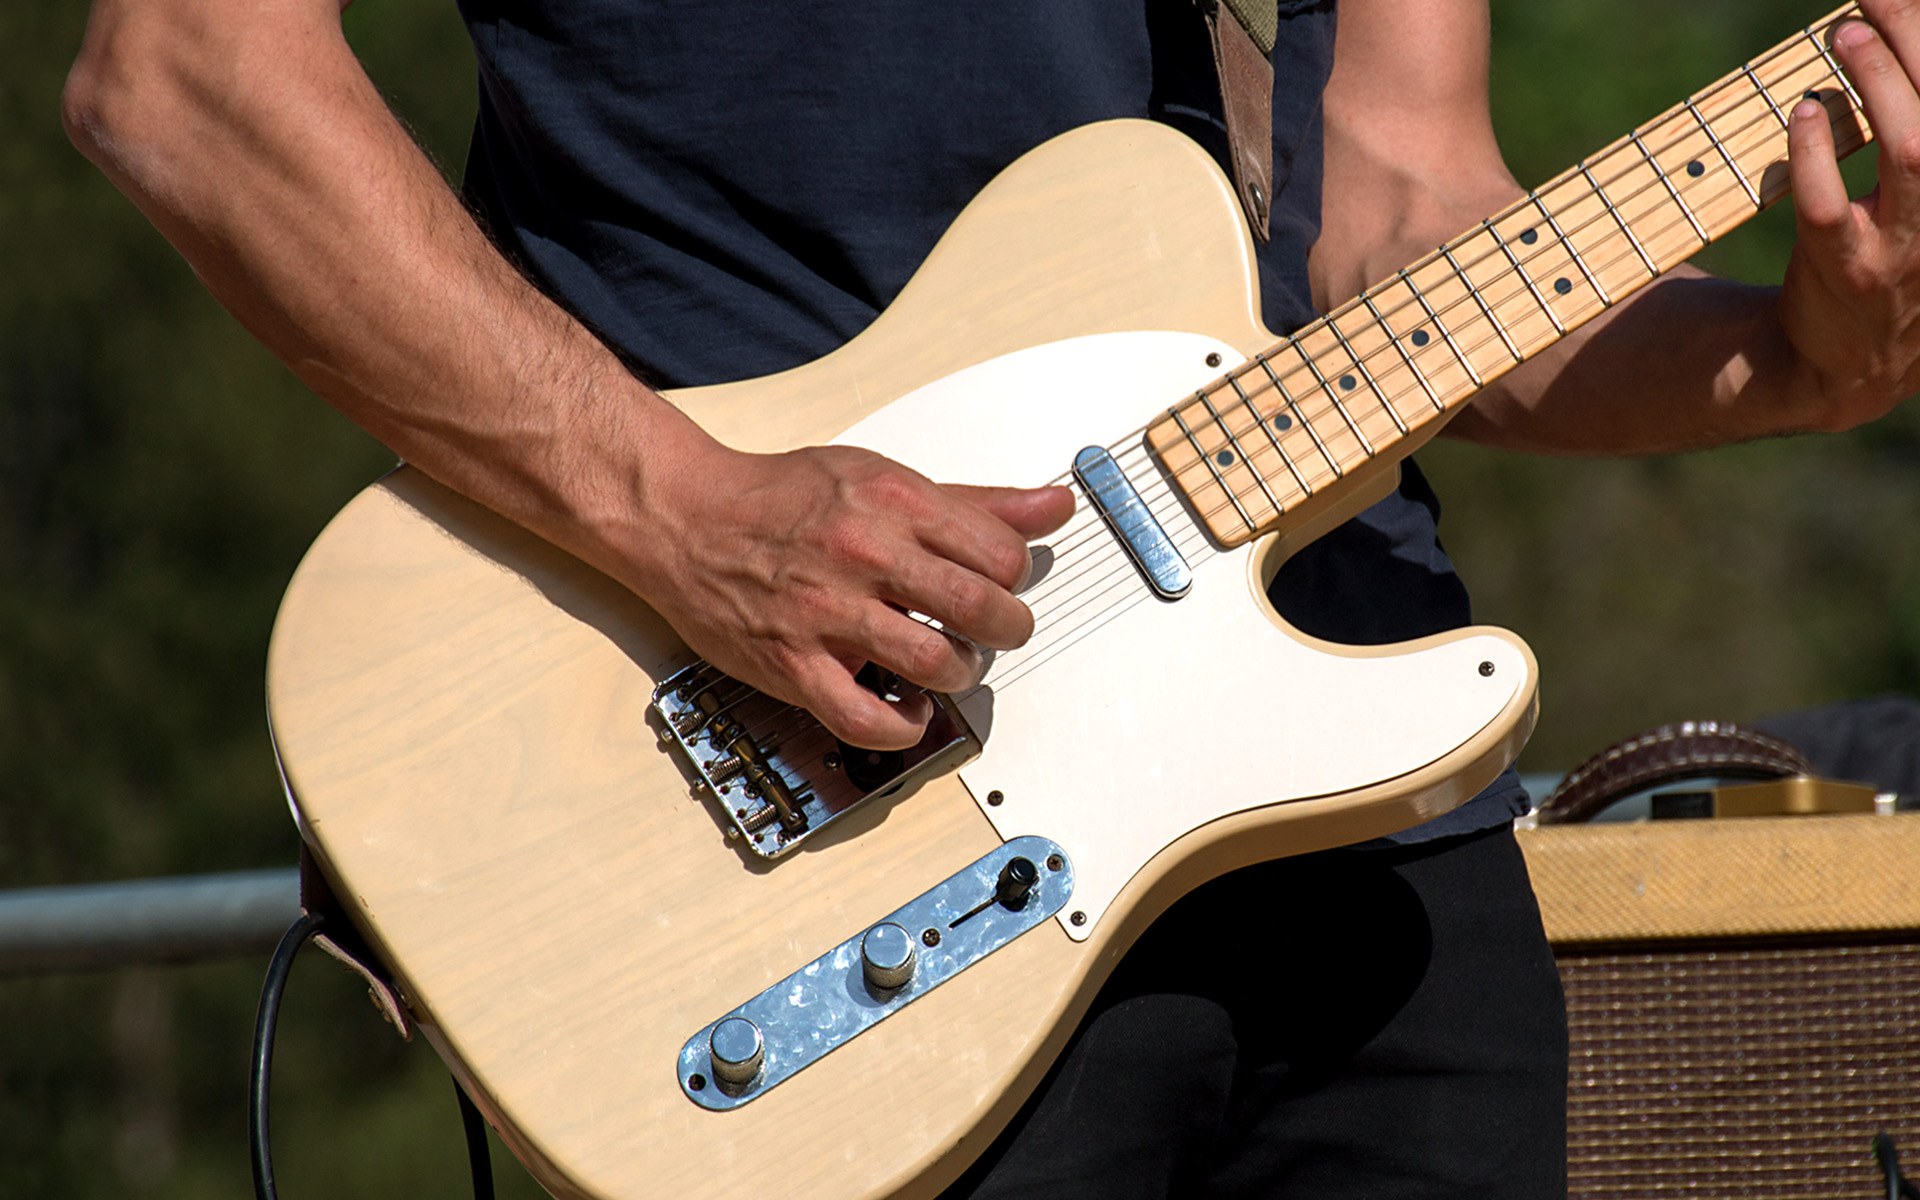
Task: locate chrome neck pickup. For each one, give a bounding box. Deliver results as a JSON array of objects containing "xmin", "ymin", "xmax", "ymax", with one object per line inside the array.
[{"xmin": 649, "ymin": 663, "xmax": 983, "ymax": 858}]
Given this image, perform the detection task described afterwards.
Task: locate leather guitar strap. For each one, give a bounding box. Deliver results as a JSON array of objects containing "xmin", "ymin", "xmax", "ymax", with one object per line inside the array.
[
  {"xmin": 300, "ymin": 844, "xmax": 415, "ymax": 1040},
  {"xmin": 1204, "ymin": 0, "xmax": 1278, "ymax": 242}
]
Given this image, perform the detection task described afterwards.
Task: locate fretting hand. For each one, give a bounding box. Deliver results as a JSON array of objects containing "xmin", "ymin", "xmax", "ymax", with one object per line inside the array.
[{"xmin": 1780, "ymin": 1, "xmax": 1920, "ymax": 430}]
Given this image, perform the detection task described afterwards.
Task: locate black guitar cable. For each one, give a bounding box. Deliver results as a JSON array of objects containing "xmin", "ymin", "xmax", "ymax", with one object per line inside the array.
[
  {"xmin": 250, "ymin": 910, "xmax": 493, "ymax": 1200},
  {"xmin": 454, "ymin": 1076, "xmax": 497, "ymax": 1200}
]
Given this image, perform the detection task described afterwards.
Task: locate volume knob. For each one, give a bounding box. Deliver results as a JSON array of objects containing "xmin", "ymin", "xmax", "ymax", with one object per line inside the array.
[
  {"xmin": 861, "ymin": 922, "xmax": 917, "ymax": 991},
  {"xmin": 708, "ymin": 1016, "xmax": 764, "ymax": 1087}
]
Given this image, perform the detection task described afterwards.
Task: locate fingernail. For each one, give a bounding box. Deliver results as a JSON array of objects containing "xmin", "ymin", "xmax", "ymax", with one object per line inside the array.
[
  {"xmin": 1836, "ymin": 20, "xmax": 1875, "ymax": 48},
  {"xmin": 1793, "ymin": 98, "xmax": 1824, "ymax": 122}
]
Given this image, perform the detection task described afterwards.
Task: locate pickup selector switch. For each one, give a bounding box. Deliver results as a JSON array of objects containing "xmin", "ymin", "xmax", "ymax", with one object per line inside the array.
[
  {"xmin": 708, "ymin": 1016, "xmax": 764, "ymax": 1087},
  {"xmin": 995, "ymin": 857, "xmax": 1039, "ymax": 911},
  {"xmin": 860, "ymin": 922, "xmax": 916, "ymax": 991}
]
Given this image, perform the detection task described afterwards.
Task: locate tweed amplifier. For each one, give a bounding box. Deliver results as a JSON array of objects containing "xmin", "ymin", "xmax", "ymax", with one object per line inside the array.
[{"xmin": 1519, "ymin": 814, "xmax": 1920, "ymax": 1199}]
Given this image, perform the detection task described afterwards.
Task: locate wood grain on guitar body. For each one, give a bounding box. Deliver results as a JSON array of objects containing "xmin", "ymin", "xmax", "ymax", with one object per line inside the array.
[{"xmin": 265, "ymin": 8, "xmax": 1865, "ymax": 1197}]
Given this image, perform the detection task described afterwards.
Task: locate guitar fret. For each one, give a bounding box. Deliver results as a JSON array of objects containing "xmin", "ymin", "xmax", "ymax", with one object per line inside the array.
[
  {"xmin": 1685, "ymin": 98, "xmax": 1760, "ymax": 207},
  {"xmin": 1327, "ymin": 319, "xmax": 1408, "ymax": 434},
  {"xmin": 1171, "ymin": 405, "xmax": 1256, "ymax": 535},
  {"xmin": 1485, "ymin": 218, "xmax": 1566, "ymax": 336},
  {"xmin": 1291, "ymin": 342, "xmax": 1375, "ymax": 455},
  {"xmin": 1226, "ymin": 373, "xmax": 1312, "ymax": 497},
  {"xmin": 1743, "ymin": 63, "xmax": 1792, "ymax": 130},
  {"xmin": 1398, "ymin": 268, "xmax": 1482, "ymax": 387},
  {"xmin": 1630, "ymin": 130, "xmax": 1708, "ymax": 244},
  {"xmin": 1806, "ymin": 26, "xmax": 1865, "ymax": 114},
  {"xmin": 1362, "ymin": 293, "xmax": 1443, "ymax": 413},
  {"xmin": 1531, "ymin": 196, "xmax": 1610, "ymax": 306},
  {"xmin": 1578, "ymin": 161, "xmax": 1660, "ymax": 277},
  {"xmin": 1196, "ymin": 389, "xmax": 1283, "ymax": 518},
  {"xmin": 1256, "ymin": 355, "xmax": 1341, "ymax": 478},
  {"xmin": 1440, "ymin": 245, "xmax": 1522, "ymax": 364}
]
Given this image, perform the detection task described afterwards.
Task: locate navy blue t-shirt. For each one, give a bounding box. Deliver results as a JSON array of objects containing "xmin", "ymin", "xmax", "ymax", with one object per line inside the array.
[{"xmin": 457, "ymin": 0, "xmax": 1528, "ymax": 841}]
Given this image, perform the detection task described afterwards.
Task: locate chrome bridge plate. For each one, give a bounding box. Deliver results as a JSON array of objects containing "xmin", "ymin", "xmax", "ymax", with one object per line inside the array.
[
  {"xmin": 677, "ymin": 836, "xmax": 1072, "ymax": 1110},
  {"xmin": 650, "ymin": 663, "xmax": 981, "ymax": 858}
]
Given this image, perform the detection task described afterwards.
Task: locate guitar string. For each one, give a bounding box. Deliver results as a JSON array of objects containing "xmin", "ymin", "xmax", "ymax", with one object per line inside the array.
[
  {"xmin": 1000, "ymin": 69, "xmax": 1865, "ymax": 677},
  {"xmin": 1010, "ymin": 15, "xmax": 1862, "ymax": 591},
  {"xmin": 1021, "ymin": 44, "xmax": 1858, "ymax": 576},
  {"xmin": 1160, "ymin": 67, "xmax": 1839, "ymax": 522},
  {"xmin": 725, "ymin": 29, "xmax": 1862, "ymax": 745},
  {"xmin": 1068, "ymin": 21, "xmax": 1859, "ymax": 545},
  {"xmin": 1150, "ymin": 42, "xmax": 1858, "ymax": 532},
  {"xmin": 1022, "ymin": 119, "xmax": 1837, "ymax": 650},
  {"xmin": 1013, "ymin": 38, "xmax": 1852, "ymax": 584}
]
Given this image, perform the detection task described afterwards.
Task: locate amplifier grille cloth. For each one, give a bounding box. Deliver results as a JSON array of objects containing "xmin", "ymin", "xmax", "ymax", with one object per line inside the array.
[{"xmin": 1562, "ymin": 941, "xmax": 1920, "ymax": 1199}]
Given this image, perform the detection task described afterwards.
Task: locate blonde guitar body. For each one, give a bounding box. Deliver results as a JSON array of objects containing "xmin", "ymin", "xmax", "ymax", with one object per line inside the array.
[{"xmin": 267, "ymin": 120, "xmax": 1537, "ymax": 1200}]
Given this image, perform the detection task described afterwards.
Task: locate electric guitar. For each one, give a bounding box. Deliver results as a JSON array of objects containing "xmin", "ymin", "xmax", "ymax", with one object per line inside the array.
[{"xmin": 266, "ymin": 8, "xmax": 1868, "ymax": 1197}]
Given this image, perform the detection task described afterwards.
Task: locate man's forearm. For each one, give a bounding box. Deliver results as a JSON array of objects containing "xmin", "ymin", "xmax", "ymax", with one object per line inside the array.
[
  {"xmin": 60, "ymin": 0, "xmax": 695, "ymax": 565},
  {"xmin": 1445, "ymin": 267, "xmax": 1822, "ymax": 456}
]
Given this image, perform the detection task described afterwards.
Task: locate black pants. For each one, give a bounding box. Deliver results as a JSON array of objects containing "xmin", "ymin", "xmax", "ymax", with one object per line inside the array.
[{"xmin": 943, "ymin": 825, "xmax": 1568, "ymax": 1199}]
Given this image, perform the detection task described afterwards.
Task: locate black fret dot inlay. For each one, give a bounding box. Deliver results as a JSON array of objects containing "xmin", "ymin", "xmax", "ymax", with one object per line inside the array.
[
  {"xmin": 1411, "ymin": 329, "xmax": 1430, "ymax": 347},
  {"xmin": 1520, "ymin": 229, "xmax": 1539, "ymax": 245},
  {"xmin": 1338, "ymin": 375, "xmax": 1356, "ymax": 391},
  {"xmin": 1215, "ymin": 449, "xmax": 1235, "ymax": 467},
  {"xmin": 1554, "ymin": 277, "xmax": 1573, "ymax": 295},
  {"xmin": 1272, "ymin": 413, "xmax": 1293, "ymax": 431},
  {"xmin": 1686, "ymin": 160, "xmax": 1705, "ymax": 178},
  {"xmin": 1806, "ymin": 90, "xmax": 1824, "ymax": 102}
]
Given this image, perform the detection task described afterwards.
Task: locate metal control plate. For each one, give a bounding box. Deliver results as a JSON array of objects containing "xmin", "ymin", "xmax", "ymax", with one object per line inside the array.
[{"xmin": 677, "ymin": 836, "xmax": 1073, "ymax": 1110}]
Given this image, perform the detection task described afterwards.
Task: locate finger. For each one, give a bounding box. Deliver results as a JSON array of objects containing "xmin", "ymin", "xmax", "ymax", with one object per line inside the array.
[
  {"xmin": 852, "ymin": 602, "xmax": 989, "ymax": 693},
  {"xmin": 917, "ymin": 486, "xmax": 1074, "ymax": 592},
  {"xmin": 882, "ymin": 553, "xmax": 1035, "ymax": 651},
  {"xmin": 1830, "ymin": 18, "xmax": 1920, "ymax": 221},
  {"xmin": 1788, "ymin": 95, "xmax": 1860, "ymax": 248},
  {"xmin": 796, "ymin": 654, "xmax": 933, "ymax": 751},
  {"xmin": 1859, "ymin": 0, "xmax": 1920, "ymax": 95},
  {"xmin": 909, "ymin": 496, "xmax": 1035, "ymax": 592},
  {"xmin": 944, "ymin": 484, "xmax": 1077, "ymax": 540}
]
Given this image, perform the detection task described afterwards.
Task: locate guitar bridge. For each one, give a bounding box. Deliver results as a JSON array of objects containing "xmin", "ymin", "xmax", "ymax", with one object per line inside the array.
[{"xmin": 649, "ymin": 663, "xmax": 983, "ymax": 858}]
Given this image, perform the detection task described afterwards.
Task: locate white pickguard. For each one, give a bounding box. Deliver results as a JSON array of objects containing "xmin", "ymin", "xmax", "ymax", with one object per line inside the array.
[{"xmin": 835, "ymin": 332, "xmax": 1524, "ymax": 938}]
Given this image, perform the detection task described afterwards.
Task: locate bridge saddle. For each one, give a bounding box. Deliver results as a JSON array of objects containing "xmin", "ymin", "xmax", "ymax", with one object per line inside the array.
[{"xmin": 650, "ymin": 662, "xmax": 983, "ymax": 858}]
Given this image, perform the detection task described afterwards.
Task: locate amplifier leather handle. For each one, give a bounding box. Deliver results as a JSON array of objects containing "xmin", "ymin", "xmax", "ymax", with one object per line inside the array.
[{"xmin": 1536, "ymin": 720, "xmax": 1814, "ymax": 825}]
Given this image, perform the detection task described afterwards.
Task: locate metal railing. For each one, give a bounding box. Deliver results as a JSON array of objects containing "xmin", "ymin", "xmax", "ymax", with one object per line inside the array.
[{"xmin": 0, "ymin": 868, "xmax": 299, "ymax": 974}]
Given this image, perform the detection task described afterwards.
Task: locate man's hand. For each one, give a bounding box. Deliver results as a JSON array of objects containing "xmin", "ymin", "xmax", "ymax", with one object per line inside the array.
[
  {"xmin": 1781, "ymin": 2, "xmax": 1920, "ymax": 432},
  {"xmin": 618, "ymin": 431, "xmax": 1074, "ymax": 751}
]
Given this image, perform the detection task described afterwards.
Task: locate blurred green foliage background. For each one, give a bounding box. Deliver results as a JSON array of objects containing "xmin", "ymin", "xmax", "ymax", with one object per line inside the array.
[{"xmin": 0, "ymin": 0, "xmax": 1909, "ymax": 1195}]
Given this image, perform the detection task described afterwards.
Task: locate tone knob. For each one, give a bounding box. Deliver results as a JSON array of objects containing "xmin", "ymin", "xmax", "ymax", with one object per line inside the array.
[
  {"xmin": 861, "ymin": 922, "xmax": 916, "ymax": 991},
  {"xmin": 708, "ymin": 1016, "xmax": 764, "ymax": 1087}
]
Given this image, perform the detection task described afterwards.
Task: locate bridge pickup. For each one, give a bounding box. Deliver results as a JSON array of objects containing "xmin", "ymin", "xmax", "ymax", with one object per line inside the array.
[{"xmin": 1073, "ymin": 445, "xmax": 1191, "ymax": 600}]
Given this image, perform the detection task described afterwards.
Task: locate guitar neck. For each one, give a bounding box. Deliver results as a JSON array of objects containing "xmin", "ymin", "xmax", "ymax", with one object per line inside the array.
[{"xmin": 1150, "ymin": 3, "xmax": 1871, "ymax": 549}]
